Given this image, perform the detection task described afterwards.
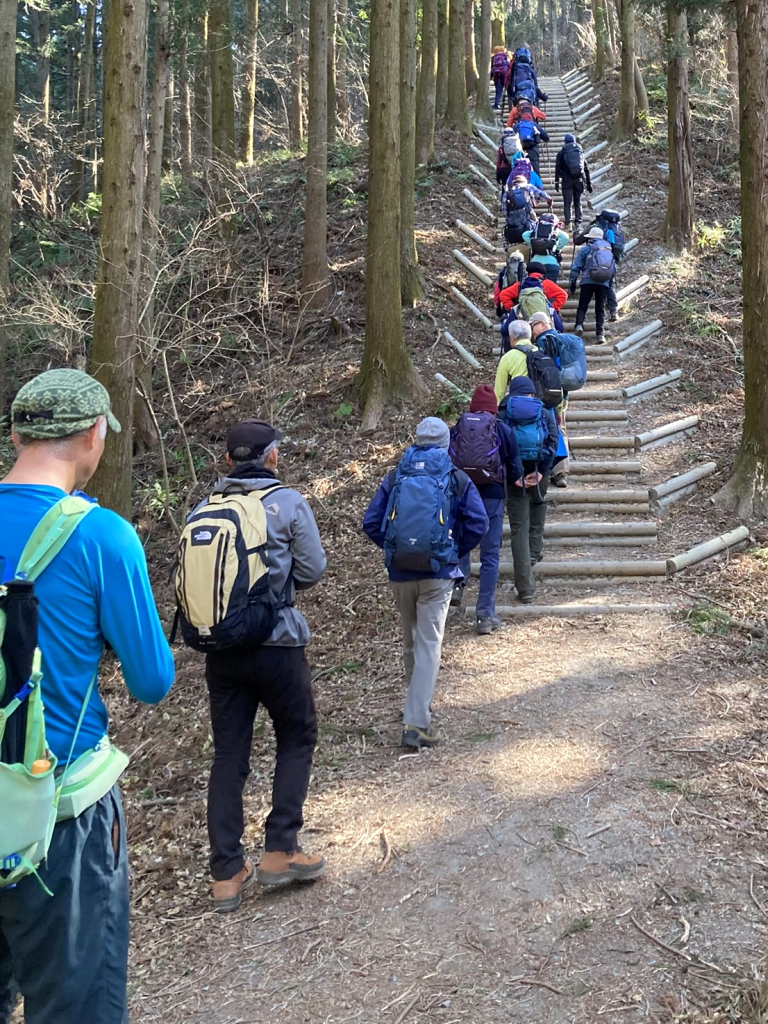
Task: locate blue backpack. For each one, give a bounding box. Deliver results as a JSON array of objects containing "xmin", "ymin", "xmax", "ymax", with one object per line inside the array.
[
  {"xmin": 504, "ymin": 396, "xmax": 548, "ymax": 462},
  {"xmin": 512, "ymin": 62, "xmax": 535, "ymax": 93},
  {"xmin": 514, "ymin": 46, "xmax": 532, "ymax": 63},
  {"xmin": 517, "ymin": 120, "xmax": 539, "ymax": 150},
  {"xmin": 383, "ymin": 446, "xmax": 457, "ymax": 573},
  {"xmin": 515, "ymin": 81, "xmax": 537, "ymax": 104},
  {"xmin": 538, "ymin": 330, "xmax": 587, "ymax": 392}
]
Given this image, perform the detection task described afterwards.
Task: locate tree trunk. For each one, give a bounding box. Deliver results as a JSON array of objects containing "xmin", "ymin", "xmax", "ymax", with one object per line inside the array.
[
  {"xmin": 135, "ymin": 0, "xmax": 170, "ymax": 452},
  {"xmin": 301, "ymin": 0, "xmax": 332, "ymax": 306},
  {"xmin": 436, "ymin": 0, "xmax": 449, "ymax": 119},
  {"xmin": 714, "ymin": 0, "xmax": 768, "ymax": 517},
  {"xmin": 445, "ymin": 0, "xmax": 471, "ymax": 133},
  {"xmin": 664, "ymin": 3, "xmax": 694, "ymax": 250},
  {"xmin": 400, "ymin": 0, "xmax": 425, "ymax": 305},
  {"xmin": 474, "ymin": 0, "xmax": 492, "ymax": 121},
  {"xmin": 209, "ymin": 0, "xmax": 236, "ymax": 166},
  {"xmin": 327, "ymin": 0, "xmax": 337, "ymax": 147},
  {"xmin": 193, "ymin": 13, "xmax": 212, "ymax": 163},
  {"xmin": 550, "ymin": 0, "xmax": 560, "ymax": 72},
  {"xmin": 30, "ymin": 7, "xmax": 51, "ymax": 217},
  {"xmin": 464, "ymin": 0, "xmax": 478, "ymax": 95},
  {"xmin": 537, "ymin": 0, "xmax": 544, "ymax": 52},
  {"xmin": 725, "ymin": 29, "xmax": 739, "ymax": 131},
  {"xmin": 359, "ymin": 0, "xmax": 419, "ymax": 428},
  {"xmin": 178, "ymin": 0, "xmax": 193, "ymax": 178},
  {"xmin": 0, "ymin": 0, "xmax": 16, "ymax": 412},
  {"xmin": 289, "ymin": 0, "xmax": 304, "ymax": 148},
  {"xmin": 415, "ymin": 0, "xmax": 438, "ymax": 162},
  {"xmin": 70, "ymin": 0, "xmax": 96, "ymax": 204},
  {"xmin": 162, "ymin": 70, "xmax": 174, "ymax": 173},
  {"xmin": 604, "ymin": 0, "xmax": 617, "ymax": 63},
  {"xmin": 336, "ymin": 0, "xmax": 350, "ymax": 134},
  {"xmin": 634, "ymin": 56, "xmax": 648, "ymax": 115},
  {"xmin": 491, "ymin": 15, "xmax": 503, "ymax": 47},
  {"xmin": 592, "ymin": 0, "xmax": 606, "ymax": 80},
  {"xmin": 238, "ymin": 0, "xmax": 259, "ymax": 164},
  {"xmin": 89, "ymin": 0, "xmax": 149, "ymax": 516},
  {"xmin": 611, "ymin": 0, "xmax": 635, "ymax": 140}
]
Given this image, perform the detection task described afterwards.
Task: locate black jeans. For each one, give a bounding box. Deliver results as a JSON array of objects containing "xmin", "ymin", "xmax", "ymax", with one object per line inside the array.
[
  {"xmin": 561, "ymin": 177, "xmax": 584, "ymax": 224},
  {"xmin": 525, "ymin": 145, "xmax": 541, "ymax": 176},
  {"xmin": 575, "ymin": 282, "xmax": 608, "ymax": 335},
  {"xmin": 0, "ymin": 788, "xmax": 129, "ymax": 1024},
  {"xmin": 205, "ymin": 645, "xmax": 318, "ymax": 880}
]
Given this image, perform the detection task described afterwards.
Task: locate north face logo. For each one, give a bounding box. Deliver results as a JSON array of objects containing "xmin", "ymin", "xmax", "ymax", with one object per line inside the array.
[
  {"xmin": 194, "ymin": 530, "xmax": 212, "ymax": 541},
  {"xmin": 191, "ymin": 525, "xmax": 219, "ymax": 545}
]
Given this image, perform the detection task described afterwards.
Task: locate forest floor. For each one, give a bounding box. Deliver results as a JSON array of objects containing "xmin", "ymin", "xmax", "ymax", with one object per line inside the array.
[{"xmin": 9, "ymin": 70, "xmax": 767, "ymax": 1024}]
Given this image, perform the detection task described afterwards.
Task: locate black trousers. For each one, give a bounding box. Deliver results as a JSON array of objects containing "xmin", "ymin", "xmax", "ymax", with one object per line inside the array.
[
  {"xmin": 525, "ymin": 145, "xmax": 541, "ymax": 176},
  {"xmin": 561, "ymin": 177, "xmax": 584, "ymax": 224},
  {"xmin": 205, "ymin": 645, "xmax": 318, "ymax": 880},
  {"xmin": 575, "ymin": 282, "xmax": 608, "ymax": 335}
]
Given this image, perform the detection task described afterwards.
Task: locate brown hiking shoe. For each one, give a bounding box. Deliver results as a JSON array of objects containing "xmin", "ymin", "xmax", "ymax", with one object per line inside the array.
[
  {"xmin": 257, "ymin": 850, "xmax": 327, "ymax": 886},
  {"xmin": 212, "ymin": 859, "xmax": 255, "ymax": 914}
]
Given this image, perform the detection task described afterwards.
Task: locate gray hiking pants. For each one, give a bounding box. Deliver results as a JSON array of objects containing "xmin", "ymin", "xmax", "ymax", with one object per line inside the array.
[
  {"xmin": 391, "ymin": 579, "xmax": 454, "ymax": 730},
  {"xmin": 507, "ymin": 477, "xmax": 550, "ymax": 596}
]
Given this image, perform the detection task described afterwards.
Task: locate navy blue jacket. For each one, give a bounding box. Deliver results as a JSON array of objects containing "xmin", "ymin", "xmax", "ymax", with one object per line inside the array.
[{"xmin": 362, "ymin": 446, "xmax": 489, "ymax": 581}]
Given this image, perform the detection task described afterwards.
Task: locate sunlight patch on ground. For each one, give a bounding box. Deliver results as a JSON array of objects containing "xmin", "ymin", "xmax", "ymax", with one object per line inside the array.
[{"xmin": 482, "ymin": 735, "xmax": 607, "ymax": 799}]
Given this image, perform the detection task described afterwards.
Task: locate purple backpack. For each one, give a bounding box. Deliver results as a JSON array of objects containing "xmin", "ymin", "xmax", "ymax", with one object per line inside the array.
[
  {"xmin": 449, "ymin": 413, "xmax": 504, "ymax": 486},
  {"xmin": 492, "ymin": 52, "xmax": 509, "ymax": 76}
]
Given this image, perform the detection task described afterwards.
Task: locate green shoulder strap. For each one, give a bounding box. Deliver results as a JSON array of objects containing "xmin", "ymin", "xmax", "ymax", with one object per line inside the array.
[{"xmin": 16, "ymin": 495, "xmax": 95, "ymax": 582}]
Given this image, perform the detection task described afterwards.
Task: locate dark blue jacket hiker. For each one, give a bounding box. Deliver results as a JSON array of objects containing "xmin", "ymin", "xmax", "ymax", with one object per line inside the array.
[{"xmin": 363, "ymin": 418, "xmax": 487, "ymax": 749}]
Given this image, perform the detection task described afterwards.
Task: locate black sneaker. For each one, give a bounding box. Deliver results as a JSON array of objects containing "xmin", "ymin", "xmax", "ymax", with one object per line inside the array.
[
  {"xmin": 476, "ymin": 617, "xmax": 494, "ymax": 635},
  {"xmin": 450, "ymin": 582, "xmax": 464, "ymax": 608},
  {"xmin": 552, "ymin": 473, "xmax": 567, "ymax": 488},
  {"xmin": 609, "ymin": 309, "xmax": 619, "ymax": 322},
  {"xmin": 401, "ymin": 725, "xmax": 439, "ymax": 749}
]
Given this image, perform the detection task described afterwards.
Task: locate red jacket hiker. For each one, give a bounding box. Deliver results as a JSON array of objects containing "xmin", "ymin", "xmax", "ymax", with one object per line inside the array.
[
  {"xmin": 506, "ymin": 103, "xmax": 547, "ymax": 126},
  {"xmin": 498, "ymin": 273, "xmax": 568, "ymax": 312}
]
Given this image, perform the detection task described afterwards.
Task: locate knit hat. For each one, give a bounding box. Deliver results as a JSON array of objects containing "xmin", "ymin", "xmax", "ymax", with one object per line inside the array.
[
  {"xmin": 587, "ymin": 226, "xmax": 604, "ymax": 239},
  {"xmin": 564, "ymin": 133, "xmax": 575, "ymax": 143},
  {"xmin": 415, "ymin": 416, "xmax": 450, "ymax": 449},
  {"xmin": 507, "ymin": 376, "xmax": 535, "ymax": 397},
  {"xmin": 12, "ymin": 368, "xmax": 121, "ymax": 439},
  {"xmin": 527, "ymin": 311, "xmax": 552, "ymax": 328},
  {"xmin": 469, "ymin": 386, "xmax": 498, "ymax": 415}
]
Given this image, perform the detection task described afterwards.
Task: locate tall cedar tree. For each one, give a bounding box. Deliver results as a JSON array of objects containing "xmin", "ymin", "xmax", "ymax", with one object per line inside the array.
[
  {"xmin": 435, "ymin": 0, "xmax": 449, "ymax": 119},
  {"xmin": 399, "ymin": 0, "xmax": 425, "ymax": 304},
  {"xmin": 474, "ymin": 0, "xmax": 493, "ymax": 122},
  {"xmin": 193, "ymin": 13, "xmax": 212, "ymax": 162},
  {"xmin": 592, "ymin": 0, "xmax": 606, "ymax": 80},
  {"xmin": 0, "ymin": 0, "xmax": 15, "ymax": 411},
  {"xmin": 664, "ymin": 2, "xmax": 694, "ymax": 249},
  {"xmin": 89, "ymin": 0, "xmax": 149, "ymax": 515},
  {"xmin": 178, "ymin": 0, "xmax": 193, "ymax": 177},
  {"xmin": 714, "ymin": 0, "xmax": 768, "ymax": 517},
  {"xmin": 336, "ymin": 0, "xmax": 350, "ymax": 133},
  {"xmin": 415, "ymin": 0, "xmax": 438, "ymax": 164},
  {"xmin": 327, "ymin": 0, "xmax": 337, "ymax": 146},
  {"xmin": 209, "ymin": 0, "xmax": 236, "ymax": 165},
  {"xmin": 445, "ymin": 0, "xmax": 471, "ymax": 133},
  {"xmin": 359, "ymin": 0, "xmax": 419, "ymax": 427},
  {"xmin": 238, "ymin": 0, "xmax": 259, "ymax": 163},
  {"xmin": 289, "ymin": 0, "xmax": 304, "ymax": 147},
  {"xmin": 612, "ymin": 0, "xmax": 636, "ymax": 139},
  {"xmin": 301, "ymin": 0, "xmax": 332, "ymax": 306},
  {"xmin": 464, "ymin": 0, "xmax": 479, "ymax": 95}
]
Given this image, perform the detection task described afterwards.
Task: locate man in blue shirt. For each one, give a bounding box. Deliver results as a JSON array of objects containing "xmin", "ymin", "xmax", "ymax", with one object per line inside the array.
[
  {"xmin": 362, "ymin": 418, "xmax": 488, "ymax": 748},
  {"xmin": 0, "ymin": 369, "xmax": 174, "ymax": 1024}
]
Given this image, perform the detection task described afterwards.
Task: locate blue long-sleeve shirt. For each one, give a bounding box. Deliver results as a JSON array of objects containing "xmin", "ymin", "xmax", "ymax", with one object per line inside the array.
[
  {"xmin": 362, "ymin": 450, "xmax": 489, "ymax": 581},
  {"xmin": 0, "ymin": 484, "xmax": 175, "ymax": 760}
]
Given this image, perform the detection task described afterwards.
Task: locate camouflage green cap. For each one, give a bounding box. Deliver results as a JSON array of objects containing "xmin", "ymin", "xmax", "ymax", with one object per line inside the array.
[{"xmin": 12, "ymin": 368, "xmax": 122, "ymax": 439}]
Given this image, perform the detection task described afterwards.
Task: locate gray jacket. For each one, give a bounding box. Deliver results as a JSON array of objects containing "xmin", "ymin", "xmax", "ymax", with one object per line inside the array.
[{"xmin": 211, "ymin": 471, "xmax": 326, "ymax": 646}]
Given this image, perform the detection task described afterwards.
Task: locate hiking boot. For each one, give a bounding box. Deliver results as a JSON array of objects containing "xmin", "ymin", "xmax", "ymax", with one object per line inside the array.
[
  {"xmin": 609, "ymin": 309, "xmax": 619, "ymax": 322},
  {"xmin": 595, "ymin": 332, "xmax": 606, "ymax": 345},
  {"xmin": 476, "ymin": 617, "xmax": 494, "ymax": 635},
  {"xmin": 574, "ymin": 323, "xmax": 584, "ymax": 336},
  {"xmin": 401, "ymin": 725, "xmax": 439, "ymax": 749},
  {"xmin": 450, "ymin": 581, "xmax": 464, "ymax": 608},
  {"xmin": 517, "ymin": 591, "xmax": 534, "ymax": 604},
  {"xmin": 551, "ymin": 473, "xmax": 567, "ymax": 488},
  {"xmin": 257, "ymin": 850, "xmax": 327, "ymax": 886},
  {"xmin": 564, "ymin": 220, "xmax": 572, "ymax": 230},
  {"xmin": 212, "ymin": 859, "xmax": 256, "ymax": 913},
  {"xmin": 490, "ymin": 615, "xmax": 504, "ymax": 630}
]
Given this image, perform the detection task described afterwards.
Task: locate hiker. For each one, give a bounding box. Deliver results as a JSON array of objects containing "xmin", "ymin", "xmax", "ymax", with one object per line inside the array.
[
  {"xmin": 177, "ymin": 420, "xmax": 327, "ymax": 912},
  {"xmin": 0, "ymin": 368, "xmax": 174, "ymax": 1024},
  {"xmin": 491, "ymin": 46, "xmax": 510, "ymax": 110},
  {"xmin": 523, "ymin": 213, "xmax": 569, "ymax": 282},
  {"xmin": 576, "ymin": 209, "xmax": 626, "ymax": 322},
  {"xmin": 500, "ymin": 376, "xmax": 559, "ymax": 604},
  {"xmin": 570, "ymin": 226, "xmax": 617, "ymax": 345},
  {"xmin": 493, "ymin": 250, "xmax": 527, "ymax": 318},
  {"xmin": 498, "ymin": 270, "xmax": 568, "ymax": 318},
  {"xmin": 496, "ymin": 319, "xmax": 559, "ymax": 402},
  {"xmin": 509, "ymin": 149, "xmax": 545, "ymax": 189},
  {"xmin": 529, "ymin": 311, "xmax": 588, "ymax": 488},
  {"xmin": 362, "ymin": 418, "xmax": 488, "ymax": 749},
  {"xmin": 496, "ymin": 129, "xmax": 522, "ymax": 187},
  {"xmin": 503, "ymin": 175, "xmax": 551, "ymax": 245},
  {"xmin": 506, "ymin": 96, "xmax": 547, "ymax": 127},
  {"xmin": 504, "ymin": 45, "xmax": 548, "ymax": 106},
  {"xmin": 554, "ymin": 133, "xmax": 593, "ymax": 229},
  {"xmin": 449, "ymin": 386, "xmax": 524, "ymax": 635},
  {"xmin": 508, "ymin": 118, "xmax": 549, "ymax": 177}
]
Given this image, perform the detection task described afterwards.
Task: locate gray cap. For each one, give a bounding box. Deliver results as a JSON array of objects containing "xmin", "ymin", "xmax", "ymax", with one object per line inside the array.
[
  {"xmin": 527, "ymin": 311, "xmax": 552, "ymax": 327},
  {"xmin": 415, "ymin": 416, "xmax": 450, "ymax": 449}
]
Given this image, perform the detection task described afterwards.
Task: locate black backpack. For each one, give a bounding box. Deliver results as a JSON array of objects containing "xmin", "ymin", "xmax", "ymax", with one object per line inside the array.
[
  {"xmin": 514, "ymin": 345, "xmax": 563, "ymax": 409},
  {"xmin": 504, "ymin": 187, "xmax": 533, "ymax": 243},
  {"xmin": 530, "ymin": 220, "xmax": 557, "ymax": 256},
  {"xmin": 563, "ymin": 142, "xmax": 584, "ymax": 178},
  {"xmin": 596, "ymin": 209, "xmax": 626, "ymax": 258}
]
